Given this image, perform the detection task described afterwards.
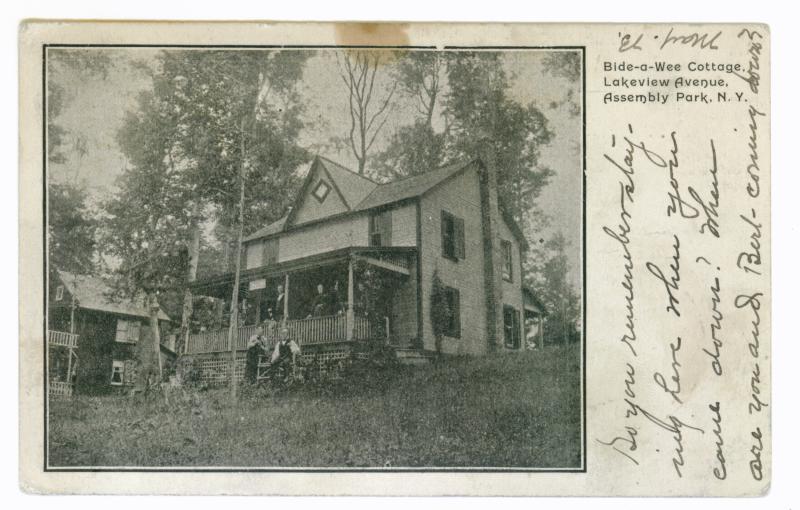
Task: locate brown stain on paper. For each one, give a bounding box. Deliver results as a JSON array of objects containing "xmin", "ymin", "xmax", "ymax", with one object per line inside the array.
[{"xmin": 334, "ymin": 22, "xmax": 410, "ymax": 47}]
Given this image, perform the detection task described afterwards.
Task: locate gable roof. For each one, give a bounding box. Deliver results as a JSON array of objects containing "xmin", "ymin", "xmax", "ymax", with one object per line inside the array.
[
  {"xmin": 282, "ymin": 157, "xmax": 378, "ymax": 230},
  {"xmin": 243, "ymin": 214, "xmax": 288, "ymax": 242},
  {"xmin": 242, "ymin": 157, "xmax": 528, "ymax": 250},
  {"xmin": 56, "ymin": 270, "xmax": 171, "ymax": 321},
  {"xmin": 354, "ymin": 160, "xmax": 475, "ymax": 211},
  {"xmin": 317, "ymin": 157, "xmax": 378, "ymax": 209}
]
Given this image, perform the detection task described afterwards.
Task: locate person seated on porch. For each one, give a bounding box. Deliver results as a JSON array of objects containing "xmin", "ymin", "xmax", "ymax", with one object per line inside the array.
[
  {"xmin": 272, "ymin": 284, "xmax": 286, "ymax": 321},
  {"xmin": 329, "ymin": 280, "xmax": 344, "ymax": 315},
  {"xmin": 238, "ymin": 299, "xmax": 251, "ymax": 326},
  {"xmin": 262, "ymin": 310, "xmax": 279, "ymax": 336},
  {"xmin": 270, "ymin": 327, "xmax": 301, "ymax": 373},
  {"xmin": 307, "ymin": 283, "xmax": 328, "ymax": 318},
  {"xmin": 244, "ymin": 334, "xmax": 268, "ymax": 385},
  {"xmin": 355, "ymin": 281, "xmax": 371, "ymax": 317}
]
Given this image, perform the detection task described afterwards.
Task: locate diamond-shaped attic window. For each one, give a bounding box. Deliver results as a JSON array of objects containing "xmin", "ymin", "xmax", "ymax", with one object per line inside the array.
[{"xmin": 312, "ymin": 180, "xmax": 331, "ymax": 203}]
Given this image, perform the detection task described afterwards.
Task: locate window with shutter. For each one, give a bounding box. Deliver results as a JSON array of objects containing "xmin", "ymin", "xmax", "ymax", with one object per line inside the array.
[
  {"xmin": 369, "ymin": 214, "xmax": 380, "ymax": 246},
  {"xmin": 263, "ymin": 238, "xmax": 279, "ymax": 265},
  {"xmin": 380, "ymin": 210, "xmax": 392, "ymax": 246},
  {"xmin": 444, "ymin": 286, "xmax": 461, "ymax": 338},
  {"xmin": 114, "ymin": 320, "xmax": 128, "ymax": 343},
  {"xmin": 370, "ymin": 210, "xmax": 393, "ymax": 247},
  {"xmin": 454, "ymin": 217, "xmax": 465, "ymax": 259},
  {"xmin": 115, "ymin": 319, "xmax": 140, "ymax": 344},
  {"xmin": 501, "ymin": 240, "xmax": 513, "ymax": 282},
  {"xmin": 503, "ymin": 306, "xmax": 522, "ymax": 349},
  {"xmin": 441, "ymin": 210, "xmax": 463, "ymax": 260},
  {"xmin": 128, "ymin": 321, "xmax": 141, "ymax": 344},
  {"xmin": 441, "ymin": 212, "xmax": 453, "ymax": 258}
]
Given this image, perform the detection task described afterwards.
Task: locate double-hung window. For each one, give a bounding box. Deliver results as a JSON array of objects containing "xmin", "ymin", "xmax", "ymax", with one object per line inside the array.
[
  {"xmin": 369, "ymin": 210, "xmax": 393, "ymax": 247},
  {"xmin": 501, "ymin": 240, "xmax": 514, "ymax": 282}
]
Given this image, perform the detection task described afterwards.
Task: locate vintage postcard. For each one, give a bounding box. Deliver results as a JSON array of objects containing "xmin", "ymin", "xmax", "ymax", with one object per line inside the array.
[{"xmin": 18, "ymin": 21, "xmax": 770, "ymax": 495}]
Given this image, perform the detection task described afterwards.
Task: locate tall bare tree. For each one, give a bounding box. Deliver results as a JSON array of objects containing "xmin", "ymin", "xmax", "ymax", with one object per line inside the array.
[
  {"xmin": 373, "ymin": 52, "xmax": 447, "ymax": 180},
  {"xmin": 336, "ymin": 51, "xmax": 397, "ymax": 174},
  {"xmin": 394, "ymin": 51, "xmax": 443, "ymax": 127}
]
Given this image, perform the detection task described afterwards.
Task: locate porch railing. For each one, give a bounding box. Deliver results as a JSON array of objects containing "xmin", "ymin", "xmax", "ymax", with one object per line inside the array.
[
  {"xmin": 48, "ymin": 330, "xmax": 79, "ymax": 349},
  {"xmin": 48, "ymin": 381, "xmax": 74, "ymax": 399},
  {"xmin": 185, "ymin": 314, "xmax": 382, "ymax": 355},
  {"xmin": 47, "ymin": 330, "xmax": 78, "ymax": 399}
]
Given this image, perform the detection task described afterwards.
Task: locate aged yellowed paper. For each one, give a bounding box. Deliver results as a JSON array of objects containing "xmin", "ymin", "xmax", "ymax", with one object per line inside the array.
[{"xmin": 19, "ymin": 21, "xmax": 769, "ymax": 495}]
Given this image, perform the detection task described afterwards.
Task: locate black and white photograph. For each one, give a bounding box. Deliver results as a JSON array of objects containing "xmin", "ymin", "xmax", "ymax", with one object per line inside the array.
[{"xmin": 43, "ymin": 44, "xmax": 584, "ymax": 469}]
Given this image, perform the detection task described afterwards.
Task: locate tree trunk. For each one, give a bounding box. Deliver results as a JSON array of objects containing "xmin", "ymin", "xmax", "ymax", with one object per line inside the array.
[
  {"xmin": 149, "ymin": 293, "xmax": 163, "ymax": 380},
  {"xmin": 226, "ymin": 118, "xmax": 247, "ymax": 398},
  {"xmin": 135, "ymin": 292, "xmax": 162, "ymax": 394},
  {"xmin": 178, "ymin": 207, "xmax": 201, "ymax": 354}
]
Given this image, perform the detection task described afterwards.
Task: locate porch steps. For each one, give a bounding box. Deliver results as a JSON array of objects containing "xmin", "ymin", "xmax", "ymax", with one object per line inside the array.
[{"xmin": 393, "ymin": 348, "xmax": 435, "ymax": 365}]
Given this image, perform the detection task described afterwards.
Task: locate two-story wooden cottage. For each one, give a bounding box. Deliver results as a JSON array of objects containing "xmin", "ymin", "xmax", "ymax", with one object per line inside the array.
[
  {"xmin": 185, "ymin": 156, "xmax": 531, "ymax": 379},
  {"xmin": 47, "ymin": 270, "xmax": 174, "ymax": 396}
]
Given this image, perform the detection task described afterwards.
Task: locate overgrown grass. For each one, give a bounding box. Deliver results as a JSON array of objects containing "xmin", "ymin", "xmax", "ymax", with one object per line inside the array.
[{"xmin": 48, "ymin": 344, "xmax": 581, "ymax": 468}]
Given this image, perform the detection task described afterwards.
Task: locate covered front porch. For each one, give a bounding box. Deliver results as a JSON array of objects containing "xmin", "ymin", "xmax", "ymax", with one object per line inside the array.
[{"xmin": 184, "ymin": 247, "xmax": 417, "ymax": 360}]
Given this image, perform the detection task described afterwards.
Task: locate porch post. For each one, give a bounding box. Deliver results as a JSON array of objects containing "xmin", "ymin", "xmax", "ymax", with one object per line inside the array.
[
  {"xmin": 284, "ymin": 273, "xmax": 290, "ymax": 322},
  {"xmin": 347, "ymin": 257, "xmax": 355, "ymax": 341},
  {"xmin": 539, "ymin": 316, "xmax": 545, "ymax": 348},
  {"xmin": 69, "ymin": 296, "xmax": 76, "ymax": 334},
  {"xmin": 66, "ymin": 344, "xmax": 73, "ymax": 386}
]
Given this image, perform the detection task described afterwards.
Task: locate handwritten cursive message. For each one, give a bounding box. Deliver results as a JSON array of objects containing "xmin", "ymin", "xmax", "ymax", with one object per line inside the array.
[{"xmin": 595, "ymin": 24, "xmax": 769, "ymax": 492}]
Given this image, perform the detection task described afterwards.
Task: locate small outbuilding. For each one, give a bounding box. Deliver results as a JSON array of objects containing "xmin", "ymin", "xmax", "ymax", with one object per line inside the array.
[{"xmin": 47, "ymin": 270, "xmax": 173, "ymax": 396}]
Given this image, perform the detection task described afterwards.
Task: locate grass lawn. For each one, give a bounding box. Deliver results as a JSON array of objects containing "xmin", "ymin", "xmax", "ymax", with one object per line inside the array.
[{"xmin": 48, "ymin": 343, "xmax": 582, "ymax": 468}]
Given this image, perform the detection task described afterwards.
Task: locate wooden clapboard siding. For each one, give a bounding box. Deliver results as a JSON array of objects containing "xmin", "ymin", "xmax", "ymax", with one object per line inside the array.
[
  {"xmin": 244, "ymin": 202, "xmax": 418, "ymax": 270},
  {"xmin": 418, "ymin": 166, "xmax": 488, "ymax": 355}
]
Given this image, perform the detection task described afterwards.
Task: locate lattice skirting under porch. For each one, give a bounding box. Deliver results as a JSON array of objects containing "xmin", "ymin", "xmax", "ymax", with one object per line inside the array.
[{"xmin": 182, "ymin": 343, "xmax": 366, "ymax": 386}]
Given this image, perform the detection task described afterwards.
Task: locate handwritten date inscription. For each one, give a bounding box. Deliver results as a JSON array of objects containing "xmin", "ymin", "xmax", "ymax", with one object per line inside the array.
[{"xmin": 618, "ymin": 27, "xmax": 722, "ymax": 53}]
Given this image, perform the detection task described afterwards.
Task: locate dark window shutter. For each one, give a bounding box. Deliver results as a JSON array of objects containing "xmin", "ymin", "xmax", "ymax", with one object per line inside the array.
[
  {"xmin": 381, "ymin": 210, "xmax": 392, "ymax": 246},
  {"xmin": 441, "ymin": 211, "xmax": 448, "ymax": 255},
  {"xmin": 450, "ymin": 288, "xmax": 461, "ymax": 338},
  {"xmin": 503, "ymin": 306, "xmax": 512, "ymax": 347},
  {"xmin": 369, "ymin": 215, "xmax": 378, "ymax": 246},
  {"xmin": 454, "ymin": 217, "xmax": 465, "ymax": 259},
  {"xmin": 264, "ymin": 239, "xmax": 279, "ymax": 265}
]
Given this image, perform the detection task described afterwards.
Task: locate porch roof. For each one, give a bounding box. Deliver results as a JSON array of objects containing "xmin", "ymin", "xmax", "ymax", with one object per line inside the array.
[
  {"xmin": 56, "ymin": 270, "xmax": 171, "ymax": 321},
  {"xmin": 190, "ymin": 246, "xmax": 416, "ymax": 297},
  {"xmin": 523, "ymin": 287, "xmax": 546, "ymax": 315}
]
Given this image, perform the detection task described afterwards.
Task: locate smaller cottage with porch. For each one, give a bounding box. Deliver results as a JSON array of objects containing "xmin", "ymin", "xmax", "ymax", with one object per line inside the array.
[{"xmin": 47, "ymin": 270, "xmax": 174, "ymax": 397}]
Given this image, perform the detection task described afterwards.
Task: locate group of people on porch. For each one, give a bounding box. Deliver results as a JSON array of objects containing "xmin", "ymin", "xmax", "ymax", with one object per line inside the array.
[
  {"xmin": 239, "ymin": 278, "xmax": 376, "ymax": 327},
  {"xmin": 306, "ymin": 281, "xmax": 345, "ymax": 318}
]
